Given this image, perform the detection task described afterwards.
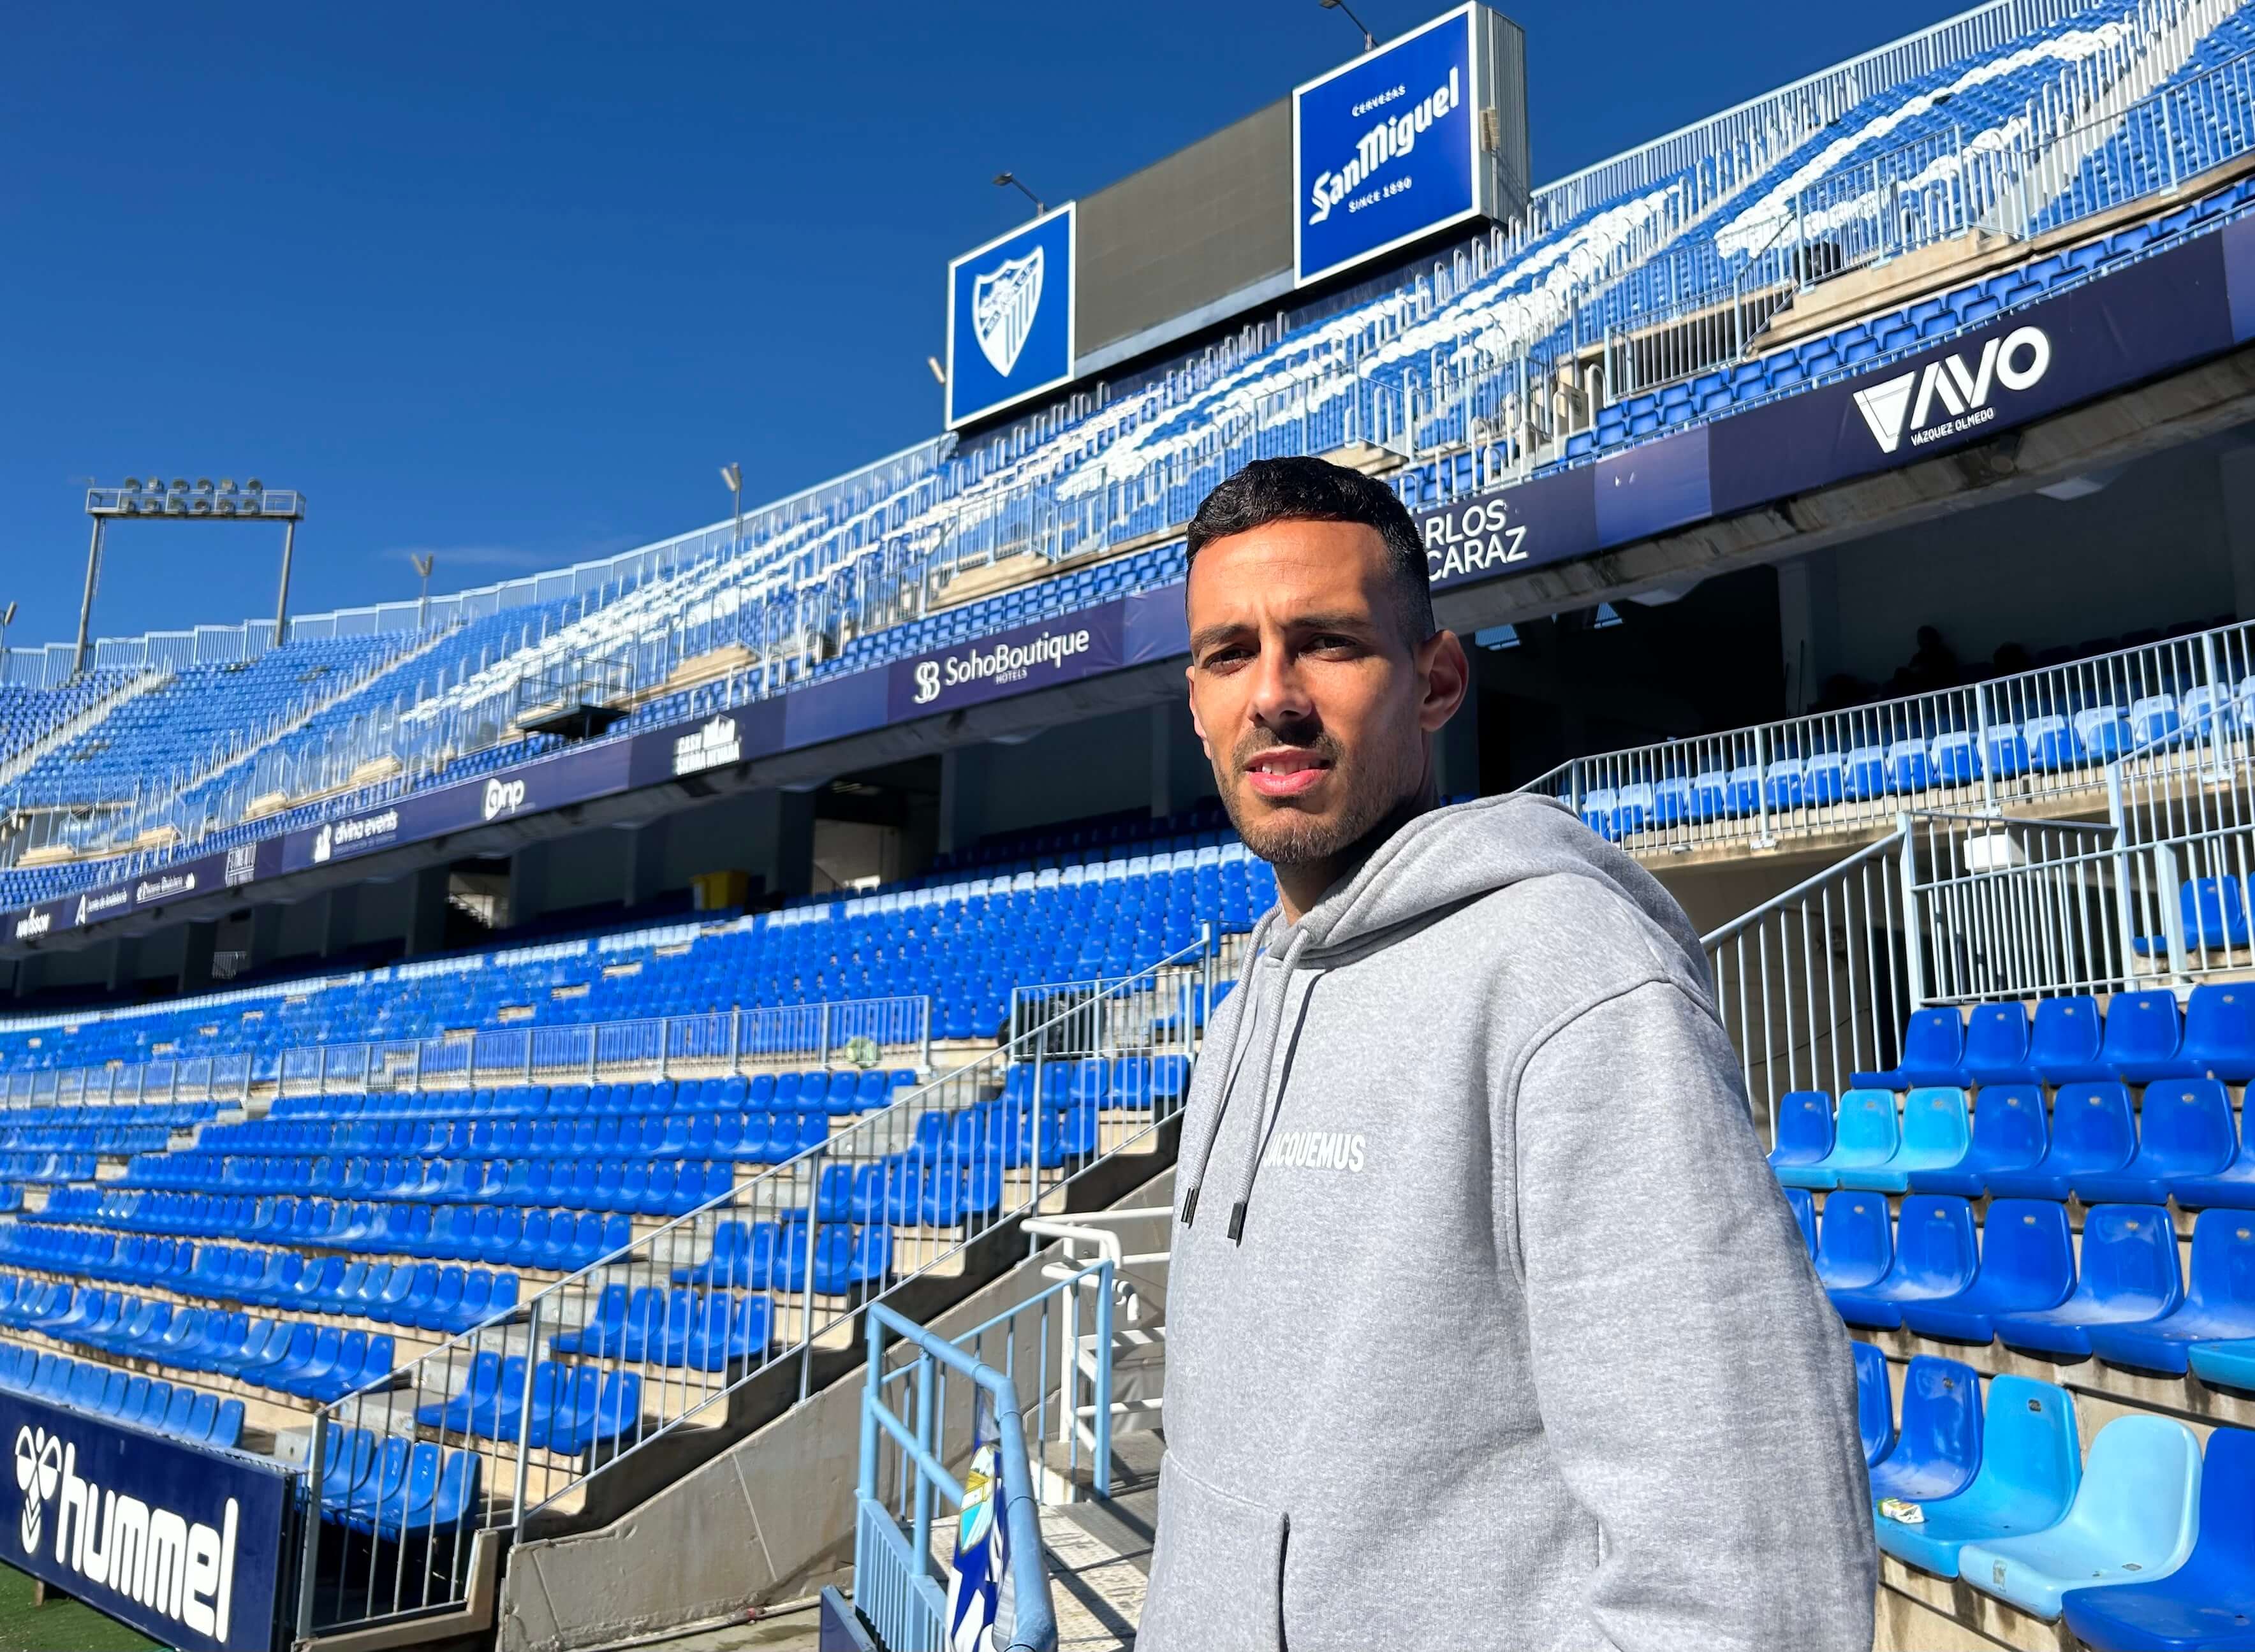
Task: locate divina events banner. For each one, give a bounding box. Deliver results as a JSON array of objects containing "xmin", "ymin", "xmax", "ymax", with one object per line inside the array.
[{"xmin": 0, "ymin": 1391, "xmax": 291, "ymax": 1651}]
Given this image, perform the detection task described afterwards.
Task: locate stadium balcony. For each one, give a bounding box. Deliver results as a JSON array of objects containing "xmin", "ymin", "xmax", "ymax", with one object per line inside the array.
[{"xmin": 11, "ymin": 1, "xmax": 2255, "ymax": 923}]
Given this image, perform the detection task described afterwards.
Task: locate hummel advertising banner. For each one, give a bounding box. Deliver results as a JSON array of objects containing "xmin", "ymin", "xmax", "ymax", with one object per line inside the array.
[
  {"xmin": 0, "ymin": 1393, "xmax": 291, "ymax": 1651},
  {"xmin": 1295, "ymin": 6, "xmax": 1481, "ymax": 286},
  {"xmin": 946, "ymin": 203, "xmax": 1076, "ymax": 429}
]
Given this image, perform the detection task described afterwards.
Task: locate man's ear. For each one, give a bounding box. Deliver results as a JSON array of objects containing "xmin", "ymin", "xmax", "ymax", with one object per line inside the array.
[
  {"xmin": 1416, "ymin": 629, "xmax": 1470, "ymax": 735},
  {"xmin": 1185, "ymin": 666, "xmax": 1213, "ymax": 759}
]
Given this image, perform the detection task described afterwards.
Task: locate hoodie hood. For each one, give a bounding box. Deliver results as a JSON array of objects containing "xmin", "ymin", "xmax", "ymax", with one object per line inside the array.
[
  {"xmin": 1181, "ymin": 791, "xmax": 1708, "ymax": 1241},
  {"xmin": 1291, "ymin": 790, "xmax": 1707, "ymax": 970}
]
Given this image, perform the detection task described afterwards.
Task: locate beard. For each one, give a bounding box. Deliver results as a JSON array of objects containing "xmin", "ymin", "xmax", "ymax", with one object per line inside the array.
[{"xmin": 1217, "ymin": 726, "xmax": 1420, "ymax": 870}]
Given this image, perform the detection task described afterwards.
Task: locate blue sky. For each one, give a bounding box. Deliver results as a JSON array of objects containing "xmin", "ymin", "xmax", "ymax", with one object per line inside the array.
[{"xmin": 2, "ymin": 0, "xmax": 1974, "ymax": 648}]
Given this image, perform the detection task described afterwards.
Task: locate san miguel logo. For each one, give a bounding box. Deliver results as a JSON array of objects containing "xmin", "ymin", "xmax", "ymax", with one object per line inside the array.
[
  {"xmin": 1308, "ymin": 66, "xmax": 1461, "ymax": 226},
  {"xmin": 1853, "ymin": 325, "xmax": 2052, "ymax": 455},
  {"xmin": 13, "ymin": 1424, "xmax": 243, "ymax": 1641},
  {"xmin": 911, "ymin": 627, "xmax": 1094, "ymax": 706}
]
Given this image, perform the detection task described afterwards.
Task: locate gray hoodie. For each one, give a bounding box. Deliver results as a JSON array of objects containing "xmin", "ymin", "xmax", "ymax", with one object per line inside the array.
[{"xmin": 1137, "ymin": 793, "xmax": 1875, "ymax": 1652}]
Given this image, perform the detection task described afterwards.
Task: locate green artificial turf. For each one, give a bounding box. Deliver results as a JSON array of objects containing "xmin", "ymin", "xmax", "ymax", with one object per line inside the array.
[{"xmin": 0, "ymin": 1560, "xmax": 161, "ymax": 1651}]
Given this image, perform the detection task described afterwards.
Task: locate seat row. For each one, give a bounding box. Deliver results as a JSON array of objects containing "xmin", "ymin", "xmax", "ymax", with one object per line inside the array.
[
  {"xmin": 0, "ymin": 1343, "xmax": 244, "ymax": 1450},
  {"xmin": 315, "ymin": 1429, "xmax": 480, "ymax": 1538},
  {"xmin": 672, "ymin": 1218, "xmax": 892, "ymax": 1294},
  {"xmin": 129, "ymin": 1150, "xmax": 749, "ymax": 1216},
  {"xmin": 1852, "ymin": 1349, "xmax": 2251, "ymax": 1642},
  {"xmin": 1855, "ymin": 990, "xmax": 2255, "ymax": 1092},
  {"xmin": 205, "ymin": 1110, "xmax": 842, "ymax": 1168},
  {"xmin": 548, "ymin": 1287, "xmax": 779, "ymax": 1370},
  {"xmin": 265, "ymin": 1069, "xmax": 917, "ymax": 1125},
  {"xmin": 413, "ymin": 1353, "xmax": 645, "ymax": 1451},
  {"xmin": 1799, "ymin": 1190, "xmax": 2255, "ymax": 1376},
  {"xmin": 37, "ymin": 1189, "xmax": 636, "ymax": 1270},
  {"xmin": 0, "ymin": 1280, "xmax": 395, "ymax": 1404},
  {"xmin": 1772, "ymin": 1079, "xmax": 2255, "ymax": 1206}
]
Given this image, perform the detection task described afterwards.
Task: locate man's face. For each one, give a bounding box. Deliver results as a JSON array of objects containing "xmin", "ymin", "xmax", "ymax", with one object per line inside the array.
[{"xmin": 1184, "ymin": 518, "xmax": 1462, "ymax": 870}]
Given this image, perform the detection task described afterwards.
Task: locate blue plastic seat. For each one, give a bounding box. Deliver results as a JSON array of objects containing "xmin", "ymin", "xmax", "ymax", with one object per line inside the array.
[
  {"xmin": 1854, "ymin": 1342, "xmax": 1894, "ymax": 1468},
  {"xmin": 2181, "ymin": 980, "xmax": 2255, "ymax": 1080},
  {"xmin": 2190, "ymin": 1335, "xmax": 2255, "ymax": 1394},
  {"xmin": 1853, "ymin": 1009, "xmax": 1966, "ymax": 1090},
  {"xmin": 2104, "ymin": 990, "xmax": 2198, "ymax": 1085},
  {"xmin": 1995, "ymin": 1204, "xmax": 2183, "ymax": 1359},
  {"xmin": 1959, "ymin": 1415, "xmax": 2202, "ymax": 1620},
  {"xmin": 2086, "ymin": 1207, "xmax": 2255, "ymax": 1375},
  {"xmin": 1830, "ymin": 1196, "xmax": 1978, "ymax": 1328},
  {"xmin": 2073, "ymin": 1079, "xmax": 2237, "ymax": 1206},
  {"xmin": 2062, "ymin": 1425, "xmax": 2255, "ymax": 1652},
  {"xmin": 1844, "ymin": 1087, "xmax": 1969, "ymax": 1193},
  {"xmin": 1768, "ymin": 1092, "xmax": 1837, "ymax": 1189},
  {"xmin": 1899, "ymin": 1199, "xmax": 2075, "ymax": 1343},
  {"xmin": 1909, "ymin": 1085, "xmax": 2046, "ymax": 1197},
  {"xmin": 2029, "ymin": 996, "xmax": 2110, "ymax": 1085},
  {"xmin": 1986, "ymin": 1082, "xmax": 2135, "ymax": 1201},
  {"xmin": 1876, "ymin": 1374, "xmax": 2080, "ymax": 1580},
  {"xmin": 1782, "ymin": 1187, "xmax": 1817, "ymax": 1257},
  {"xmin": 1868, "ymin": 1355, "xmax": 1982, "ymax": 1504},
  {"xmin": 1805, "ymin": 1090, "xmax": 1901, "ymax": 1189},
  {"xmin": 1961, "ymin": 1004, "xmax": 2038, "ymax": 1086}
]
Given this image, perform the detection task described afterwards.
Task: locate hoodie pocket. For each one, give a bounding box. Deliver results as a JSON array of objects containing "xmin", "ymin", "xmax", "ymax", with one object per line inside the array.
[{"xmin": 1136, "ymin": 1452, "xmax": 1287, "ymax": 1652}]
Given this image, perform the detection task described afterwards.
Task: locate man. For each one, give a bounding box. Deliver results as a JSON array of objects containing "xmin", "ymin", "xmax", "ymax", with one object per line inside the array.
[{"xmin": 1137, "ymin": 457, "xmax": 1875, "ymax": 1651}]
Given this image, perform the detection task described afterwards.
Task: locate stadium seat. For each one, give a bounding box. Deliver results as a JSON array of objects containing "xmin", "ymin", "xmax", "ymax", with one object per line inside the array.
[
  {"xmin": 1813, "ymin": 1192, "xmax": 1893, "ymax": 1292},
  {"xmin": 1995, "ymin": 1205, "xmax": 2183, "ymax": 1359},
  {"xmin": 2072, "ymin": 1079, "xmax": 2237, "ymax": 1206},
  {"xmin": 1909, "ymin": 1085, "xmax": 2046, "ymax": 1197},
  {"xmin": 1960, "ymin": 1004, "xmax": 2038, "ymax": 1087},
  {"xmin": 1853, "ymin": 1342, "xmax": 1894, "ymax": 1468},
  {"xmin": 1958, "ymin": 1415, "xmax": 2201, "ymax": 1620},
  {"xmin": 1845, "ymin": 1087, "xmax": 1969, "ymax": 1192},
  {"xmin": 1803, "ymin": 1090, "xmax": 1902, "ymax": 1190},
  {"xmin": 1768, "ymin": 1091, "xmax": 1837, "ymax": 1188},
  {"xmin": 2180, "ymin": 980, "xmax": 2255, "ymax": 1079},
  {"xmin": 1830, "ymin": 1196, "xmax": 1978, "ymax": 1328},
  {"xmin": 1897, "ymin": 1200, "xmax": 2075, "ymax": 1343},
  {"xmin": 1783, "ymin": 1187, "xmax": 1818, "ymax": 1257},
  {"xmin": 2102, "ymin": 991, "xmax": 2197, "ymax": 1085},
  {"xmin": 1852, "ymin": 1009, "xmax": 1965, "ymax": 1090},
  {"xmin": 2190, "ymin": 1336, "xmax": 2255, "ymax": 1394},
  {"xmin": 1867, "ymin": 1355, "xmax": 1982, "ymax": 1505},
  {"xmin": 2061, "ymin": 1426, "xmax": 2255, "ymax": 1652},
  {"xmin": 2084, "ymin": 1208, "xmax": 2255, "ymax": 1375},
  {"xmin": 2027, "ymin": 996, "xmax": 2110, "ymax": 1086},
  {"xmin": 1985, "ymin": 1083, "xmax": 2135, "ymax": 1201},
  {"xmin": 1875, "ymin": 1374, "xmax": 2080, "ymax": 1580}
]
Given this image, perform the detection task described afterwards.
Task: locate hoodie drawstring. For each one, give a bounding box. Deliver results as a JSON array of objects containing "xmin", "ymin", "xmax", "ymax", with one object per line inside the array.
[
  {"xmin": 1179, "ymin": 909, "xmax": 1279, "ymax": 1231},
  {"xmin": 1223, "ymin": 926, "xmax": 1313, "ymax": 1243}
]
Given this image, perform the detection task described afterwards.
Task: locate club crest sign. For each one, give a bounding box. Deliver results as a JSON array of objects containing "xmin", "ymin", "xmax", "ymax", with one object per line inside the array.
[{"xmin": 947, "ymin": 204, "xmax": 1075, "ymax": 428}]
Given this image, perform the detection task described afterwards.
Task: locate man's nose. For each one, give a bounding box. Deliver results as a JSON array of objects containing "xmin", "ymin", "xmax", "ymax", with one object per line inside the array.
[{"xmin": 1246, "ymin": 641, "xmax": 1314, "ymax": 730}]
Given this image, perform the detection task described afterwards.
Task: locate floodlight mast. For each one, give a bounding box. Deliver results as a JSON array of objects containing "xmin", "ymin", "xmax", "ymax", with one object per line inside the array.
[{"xmin": 75, "ymin": 479, "xmax": 306, "ymax": 678}]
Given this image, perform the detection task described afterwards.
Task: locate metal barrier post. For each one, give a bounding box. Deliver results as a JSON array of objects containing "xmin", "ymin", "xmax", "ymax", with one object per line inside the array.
[
  {"xmin": 1897, "ymin": 812, "xmax": 1928, "ymax": 1011},
  {"xmin": 296, "ymin": 1425, "xmax": 328, "ymax": 1643},
  {"xmin": 1975, "ymin": 685, "xmax": 1996, "ymax": 812}
]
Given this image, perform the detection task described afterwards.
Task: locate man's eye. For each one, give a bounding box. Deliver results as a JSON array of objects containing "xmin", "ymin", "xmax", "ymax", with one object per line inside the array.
[
  {"xmin": 1309, "ymin": 634, "xmax": 1360, "ymax": 653},
  {"xmin": 1200, "ymin": 646, "xmax": 1251, "ymax": 669}
]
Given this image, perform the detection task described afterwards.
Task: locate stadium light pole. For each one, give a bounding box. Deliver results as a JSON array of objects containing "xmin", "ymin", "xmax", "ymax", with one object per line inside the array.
[
  {"xmin": 0, "ymin": 602, "xmax": 15, "ymax": 673},
  {"xmin": 411, "ymin": 553, "xmax": 436, "ymax": 632},
  {"xmin": 76, "ymin": 478, "xmax": 306, "ymax": 677},
  {"xmin": 992, "ymin": 173, "xmax": 1046, "ymax": 214},
  {"xmin": 1320, "ymin": 0, "xmax": 1378, "ymax": 52},
  {"xmin": 719, "ymin": 462, "xmax": 744, "ymax": 549}
]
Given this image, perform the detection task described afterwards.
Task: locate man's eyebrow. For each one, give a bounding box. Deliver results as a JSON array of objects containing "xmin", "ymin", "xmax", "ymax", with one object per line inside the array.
[
  {"xmin": 1189, "ymin": 622, "xmax": 1250, "ymax": 655},
  {"xmin": 1189, "ymin": 612, "xmax": 1382, "ymax": 655}
]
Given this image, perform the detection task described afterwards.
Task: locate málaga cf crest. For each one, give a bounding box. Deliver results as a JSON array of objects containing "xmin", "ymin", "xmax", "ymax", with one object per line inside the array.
[{"xmin": 972, "ymin": 247, "xmax": 1043, "ymax": 378}]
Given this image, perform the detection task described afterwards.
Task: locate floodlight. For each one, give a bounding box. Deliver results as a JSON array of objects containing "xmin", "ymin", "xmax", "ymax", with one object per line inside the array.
[
  {"xmin": 992, "ymin": 172, "xmax": 1046, "ymax": 214},
  {"xmin": 1319, "ymin": 0, "xmax": 1377, "ymax": 52},
  {"xmin": 75, "ymin": 475, "xmax": 305, "ymax": 677}
]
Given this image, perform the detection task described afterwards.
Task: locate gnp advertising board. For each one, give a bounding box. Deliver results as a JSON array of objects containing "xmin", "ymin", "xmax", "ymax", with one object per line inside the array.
[
  {"xmin": 1295, "ymin": 5, "xmax": 1481, "ymax": 286},
  {"xmin": 0, "ymin": 1391, "xmax": 291, "ymax": 1651},
  {"xmin": 946, "ymin": 203, "xmax": 1076, "ymax": 428}
]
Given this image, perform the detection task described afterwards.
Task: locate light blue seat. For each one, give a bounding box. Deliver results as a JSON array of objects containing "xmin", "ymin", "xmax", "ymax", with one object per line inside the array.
[
  {"xmin": 1805, "ymin": 1090, "xmax": 1901, "ymax": 1190},
  {"xmin": 1876, "ymin": 1374, "xmax": 2080, "ymax": 1580},
  {"xmin": 1835, "ymin": 1086, "xmax": 1969, "ymax": 1194},
  {"xmin": 2062, "ymin": 1426, "xmax": 2255, "ymax": 1652},
  {"xmin": 2190, "ymin": 1335, "xmax": 2255, "ymax": 1394},
  {"xmin": 1958, "ymin": 1414, "xmax": 2202, "ymax": 1620}
]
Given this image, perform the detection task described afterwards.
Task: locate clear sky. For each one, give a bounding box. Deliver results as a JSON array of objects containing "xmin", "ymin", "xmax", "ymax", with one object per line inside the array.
[{"xmin": 2, "ymin": 0, "xmax": 1976, "ymax": 649}]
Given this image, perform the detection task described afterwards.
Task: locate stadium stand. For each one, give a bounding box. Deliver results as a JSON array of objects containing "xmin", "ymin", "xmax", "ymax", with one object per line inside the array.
[{"xmin": 16, "ymin": 0, "xmax": 2255, "ymax": 1646}]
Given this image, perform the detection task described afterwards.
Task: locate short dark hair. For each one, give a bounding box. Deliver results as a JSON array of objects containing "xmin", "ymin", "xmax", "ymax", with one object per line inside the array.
[{"xmin": 1185, "ymin": 456, "xmax": 1434, "ymax": 643}]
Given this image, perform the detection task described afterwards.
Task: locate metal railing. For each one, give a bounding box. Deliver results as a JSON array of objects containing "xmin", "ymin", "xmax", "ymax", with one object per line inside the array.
[
  {"xmin": 1526, "ymin": 615, "xmax": 2255, "ymax": 858},
  {"xmin": 853, "ymin": 1266, "xmax": 1118, "ymax": 1652},
  {"xmin": 298, "ymin": 933, "xmax": 1210, "ymax": 1637},
  {"xmin": 0, "ymin": 1056, "xmax": 251, "ymax": 1111},
  {"xmin": 274, "ymin": 996, "xmax": 933, "ymax": 1099}
]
